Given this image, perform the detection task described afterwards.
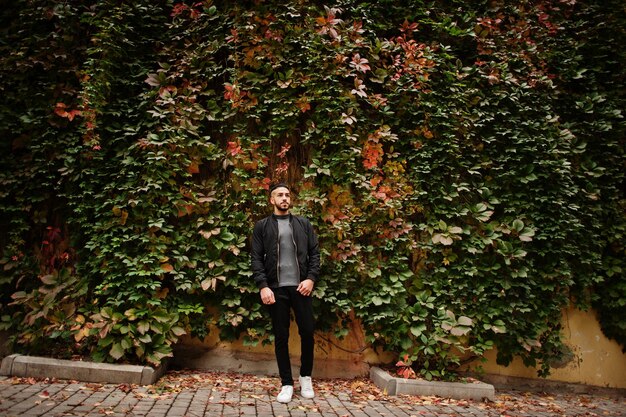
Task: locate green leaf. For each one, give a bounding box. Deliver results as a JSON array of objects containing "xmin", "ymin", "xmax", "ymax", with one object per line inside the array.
[
  {"xmin": 152, "ymin": 310, "xmax": 171, "ymax": 323},
  {"xmin": 138, "ymin": 334, "xmax": 152, "ymax": 343},
  {"xmin": 40, "ymin": 275, "xmax": 56, "ymax": 285},
  {"xmin": 411, "ymin": 324, "xmax": 426, "ymax": 337},
  {"xmin": 519, "ymin": 228, "xmax": 535, "ymax": 242},
  {"xmin": 121, "ymin": 338, "xmax": 132, "ymax": 349},
  {"xmin": 457, "ymin": 316, "xmax": 473, "ymax": 326},
  {"xmin": 109, "ymin": 343, "xmax": 125, "ymax": 360},
  {"xmin": 137, "ymin": 321, "xmax": 150, "ymax": 335},
  {"xmin": 451, "ymin": 326, "xmax": 471, "ymax": 336},
  {"xmin": 448, "ymin": 226, "xmax": 463, "ymax": 234},
  {"xmin": 171, "ymin": 326, "xmax": 186, "ymax": 336},
  {"xmin": 124, "ymin": 309, "xmax": 138, "ymax": 321}
]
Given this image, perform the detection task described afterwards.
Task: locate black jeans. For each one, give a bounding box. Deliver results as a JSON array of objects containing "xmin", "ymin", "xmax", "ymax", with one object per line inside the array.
[{"xmin": 268, "ymin": 286, "xmax": 315, "ymax": 386}]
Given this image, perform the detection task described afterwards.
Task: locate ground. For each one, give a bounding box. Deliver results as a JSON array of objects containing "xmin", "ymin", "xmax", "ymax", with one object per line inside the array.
[{"xmin": 0, "ymin": 370, "xmax": 624, "ymax": 416}]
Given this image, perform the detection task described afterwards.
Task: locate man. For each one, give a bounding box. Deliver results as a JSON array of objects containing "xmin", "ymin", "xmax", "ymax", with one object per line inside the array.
[{"xmin": 251, "ymin": 182, "xmax": 320, "ymax": 403}]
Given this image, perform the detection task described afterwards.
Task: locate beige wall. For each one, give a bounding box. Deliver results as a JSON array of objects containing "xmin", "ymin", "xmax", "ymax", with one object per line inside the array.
[
  {"xmin": 463, "ymin": 307, "xmax": 626, "ymax": 389},
  {"xmin": 175, "ymin": 307, "xmax": 626, "ymax": 389},
  {"xmin": 174, "ymin": 314, "xmax": 390, "ymax": 378}
]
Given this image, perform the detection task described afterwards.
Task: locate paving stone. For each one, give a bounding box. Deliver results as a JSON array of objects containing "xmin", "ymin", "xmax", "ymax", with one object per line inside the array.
[
  {"xmin": 152, "ymin": 406, "xmax": 172, "ymax": 413},
  {"xmin": 171, "ymin": 405, "xmax": 192, "ymax": 412},
  {"xmin": 1, "ymin": 371, "xmax": 625, "ymax": 417},
  {"xmin": 150, "ymin": 411, "xmax": 171, "ymax": 417},
  {"xmin": 129, "ymin": 410, "xmax": 151, "ymax": 416}
]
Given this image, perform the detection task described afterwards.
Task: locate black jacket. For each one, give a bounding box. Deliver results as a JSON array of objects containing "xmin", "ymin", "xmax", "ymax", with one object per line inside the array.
[{"xmin": 251, "ymin": 214, "xmax": 320, "ymax": 289}]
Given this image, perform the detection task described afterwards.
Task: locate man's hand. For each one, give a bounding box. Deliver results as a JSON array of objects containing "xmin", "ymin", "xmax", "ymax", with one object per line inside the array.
[
  {"xmin": 260, "ymin": 287, "xmax": 275, "ymax": 305},
  {"xmin": 297, "ymin": 279, "xmax": 314, "ymax": 296}
]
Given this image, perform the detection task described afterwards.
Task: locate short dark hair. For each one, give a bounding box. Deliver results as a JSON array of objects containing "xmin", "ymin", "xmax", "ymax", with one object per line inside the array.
[{"xmin": 269, "ymin": 182, "xmax": 290, "ymax": 194}]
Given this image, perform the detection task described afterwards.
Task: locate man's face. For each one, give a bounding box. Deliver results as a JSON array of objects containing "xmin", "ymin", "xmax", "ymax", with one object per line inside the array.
[{"xmin": 270, "ymin": 187, "xmax": 291, "ymax": 213}]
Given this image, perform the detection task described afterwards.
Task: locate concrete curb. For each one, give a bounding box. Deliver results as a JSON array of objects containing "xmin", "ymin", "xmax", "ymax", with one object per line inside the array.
[
  {"xmin": 0, "ymin": 354, "xmax": 165, "ymax": 385},
  {"xmin": 370, "ymin": 366, "xmax": 495, "ymax": 401}
]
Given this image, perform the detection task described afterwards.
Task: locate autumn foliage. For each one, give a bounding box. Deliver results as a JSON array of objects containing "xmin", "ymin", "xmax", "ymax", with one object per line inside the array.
[{"xmin": 0, "ymin": 0, "xmax": 624, "ymax": 378}]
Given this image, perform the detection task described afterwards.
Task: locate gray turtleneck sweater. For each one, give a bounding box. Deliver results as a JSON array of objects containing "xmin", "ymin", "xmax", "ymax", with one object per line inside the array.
[{"xmin": 277, "ymin": 216, "xmax": 299, "ymax": 287}]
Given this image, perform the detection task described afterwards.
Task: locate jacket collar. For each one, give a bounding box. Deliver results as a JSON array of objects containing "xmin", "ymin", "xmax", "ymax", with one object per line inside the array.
[{"xmin": 271, "ymin": 213, "xmax": 291, "ymax": 221}]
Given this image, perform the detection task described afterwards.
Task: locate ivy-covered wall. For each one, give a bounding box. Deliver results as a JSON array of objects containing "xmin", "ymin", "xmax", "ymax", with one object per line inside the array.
[{"xmin": 1, "ymin": 0, "xmax": 624, "ymax": 379}]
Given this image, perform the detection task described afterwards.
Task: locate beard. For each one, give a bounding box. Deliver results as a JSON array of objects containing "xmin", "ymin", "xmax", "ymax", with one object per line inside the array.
[{"xmin": 274, "ymin": 201, "xmax": 290, "ymax": 212}]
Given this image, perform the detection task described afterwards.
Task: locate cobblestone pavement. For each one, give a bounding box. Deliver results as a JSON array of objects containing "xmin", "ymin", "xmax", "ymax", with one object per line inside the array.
[{"xmin": 0, "ymin": 372, "xmax": 624, "ymax": 417}]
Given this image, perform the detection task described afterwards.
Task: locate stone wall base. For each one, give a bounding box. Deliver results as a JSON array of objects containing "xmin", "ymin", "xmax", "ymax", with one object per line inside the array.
[{"xmin": 0, "ymin": 354, "xmax": 165, "ymax": 385}]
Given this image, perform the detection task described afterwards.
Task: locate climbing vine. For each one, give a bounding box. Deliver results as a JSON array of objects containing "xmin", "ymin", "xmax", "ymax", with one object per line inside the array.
[{"xmin": 1, "ymin": 0, "xmax": 624, "ymax": 377}]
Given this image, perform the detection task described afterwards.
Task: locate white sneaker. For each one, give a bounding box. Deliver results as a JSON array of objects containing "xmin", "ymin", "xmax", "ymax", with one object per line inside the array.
[
  {"xmin": 299, "ymin": 376, "xmax": 315, "ymax": 399},
  {"xmin": 277, "ymin": 385, "xmax": 293, "ymax": 403}
]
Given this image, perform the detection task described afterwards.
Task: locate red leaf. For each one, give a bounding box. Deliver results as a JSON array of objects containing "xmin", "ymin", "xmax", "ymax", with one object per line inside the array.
[
  {"xmin": 277, "ymin": 144, "xmax": 291, "ymax": 158},
  {"xmin": 223, "ymin": 83, "xmax": 235, "ymax": 100},
  {"xmin": 66, "ymin": 109, "xmax": 81, "ymax": 121},
  {"xmin": 275, "ymin": 162, "xmax": 289, "ymax": 175},
  {"xmin": 362, "ymin": 141, "xmax": 383, "ymax": 169},
  {"xmin": 399, "ymin": 19, "xmax": 419, "ymax": 34},
  {"xmin": 54, "ymin": 102, "xmax": 81, "ymax": 121},
  {"xmin": 171, "ymin": 3, "xmax": 188, "ymax": 17},
  {"xmin": 350, "ymin": 53, "xmax": 371, "ymax": 73},
  {"xmin": 226, "ymin": 141, "xmax": 242, "ymax": 156}
]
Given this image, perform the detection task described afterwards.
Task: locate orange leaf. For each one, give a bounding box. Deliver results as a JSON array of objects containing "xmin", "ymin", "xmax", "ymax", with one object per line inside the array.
[
  {"xmin": 54, "ymin": 102, "xmax": 67, "ymax": 116},
  {"xmin": 370, "ymin": 175, "xmax": 382, "ymax": 187},
  {"xmin": 296, "ymin": 97, "xmax": 311, "ymax": 113},
  {"xmin": 156, "ymin": 288, "xmax": 169, "ymax": 299},
  {"xmin": 66, "ymin": 109, "xmax": 82, "ymax": 121},
  {"xmin": 187, "ymin": 161, "xmax": 200, "ymax": 174},
  {"xmin": 54, "ymin": 102, "xmax": 81, "ymax": 120},
  {"xmin": 177, "ymin": 204, "xmax": 194, "ymax": 217},
  {"xmin": 362, "ymin": 141, "xmax": 383, "ymax": 169}
]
